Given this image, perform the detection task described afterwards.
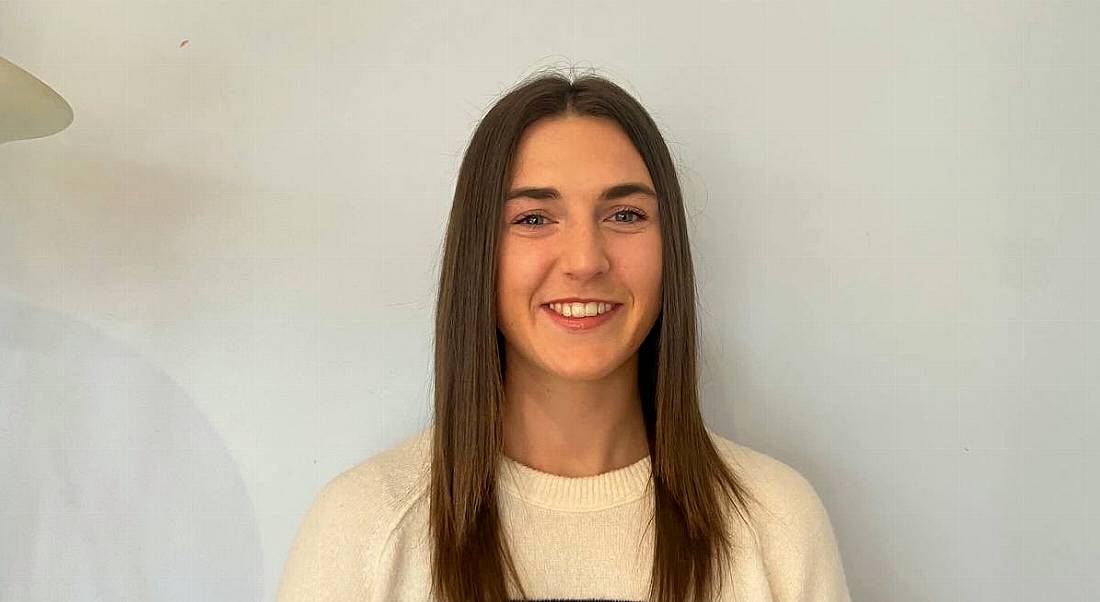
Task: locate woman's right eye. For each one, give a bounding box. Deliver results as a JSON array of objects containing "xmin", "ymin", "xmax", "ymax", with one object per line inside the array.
[{"xmin": 513, "ymin": 213, "xmax": 548, "ymax": 228}]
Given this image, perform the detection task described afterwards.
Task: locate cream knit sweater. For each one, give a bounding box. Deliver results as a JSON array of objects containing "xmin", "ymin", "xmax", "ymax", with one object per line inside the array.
[{"xmin": 277, "ymin": 425, "xmax": 852, "ymax": 601}]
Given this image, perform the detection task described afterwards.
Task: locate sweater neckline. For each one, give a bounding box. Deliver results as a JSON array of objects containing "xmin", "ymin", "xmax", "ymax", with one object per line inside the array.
[{"xmin": 496, "ymin": 452, "xmax": 653, "ymax": 511}]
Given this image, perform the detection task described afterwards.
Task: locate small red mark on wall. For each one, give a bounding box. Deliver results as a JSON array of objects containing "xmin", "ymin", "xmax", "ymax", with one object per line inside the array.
[{"xmin": 180, "ymin": 39, "xmax": 189, "ymax": 48}]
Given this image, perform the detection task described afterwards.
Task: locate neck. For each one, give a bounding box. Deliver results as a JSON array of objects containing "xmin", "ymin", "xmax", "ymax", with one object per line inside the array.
[{"xmin": 501, "ymin": 352, "xmax": 650, "ymax": 478}]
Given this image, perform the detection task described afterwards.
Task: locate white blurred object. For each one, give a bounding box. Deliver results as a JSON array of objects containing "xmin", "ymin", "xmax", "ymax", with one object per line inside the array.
[{"xmin": 0, "ymin": 55, "xmax": 73, "ymax": 144}]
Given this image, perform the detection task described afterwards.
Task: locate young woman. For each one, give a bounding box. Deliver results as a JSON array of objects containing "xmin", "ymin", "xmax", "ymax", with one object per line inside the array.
[{"xmin": 278, "ymin": 70, "xmax": 852, "ymax": 602}]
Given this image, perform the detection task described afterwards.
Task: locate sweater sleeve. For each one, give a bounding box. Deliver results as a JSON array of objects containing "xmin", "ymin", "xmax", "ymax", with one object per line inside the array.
[
  {"xmin": 276, "ymin": 469, "xmax": 380, "ymax": 602},
  {"xmin": 755, "ymin": 463, "xmax": 852, "ymax": 602},
  {"xmin": 784, "ymin": 486, "xmax": 851, "ymax": 602}
]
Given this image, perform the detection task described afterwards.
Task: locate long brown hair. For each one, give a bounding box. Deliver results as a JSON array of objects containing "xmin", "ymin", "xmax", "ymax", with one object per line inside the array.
[{"xmin": 429, "ymin": 67, "xmax": 763, "ymax": 602}]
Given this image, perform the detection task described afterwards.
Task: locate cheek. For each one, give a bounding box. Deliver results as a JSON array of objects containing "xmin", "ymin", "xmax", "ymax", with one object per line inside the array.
[
  {"xmin": 495, "ymin": 246, "xmax": 542, "ymax": 312},
  {"xmin": 624, "ymin": 234, "xmax": 663, "ymax": 300}
]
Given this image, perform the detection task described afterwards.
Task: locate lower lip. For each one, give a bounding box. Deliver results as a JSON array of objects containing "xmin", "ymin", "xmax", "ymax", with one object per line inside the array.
[{"xmin": 542, "ymin": 303, "xmax": 623, "ymax": 331}]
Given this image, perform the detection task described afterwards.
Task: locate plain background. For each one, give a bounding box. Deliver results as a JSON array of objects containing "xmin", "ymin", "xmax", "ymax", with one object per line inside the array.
[{"xmin": 1, "ymin": 0, "xmax": 1098, "ymax": 600}]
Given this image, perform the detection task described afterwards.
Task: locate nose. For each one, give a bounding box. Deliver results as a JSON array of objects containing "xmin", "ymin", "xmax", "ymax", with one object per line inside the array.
[{"xmin": 558, "ymin": 218, "xmax": 610, "ymax": 280}]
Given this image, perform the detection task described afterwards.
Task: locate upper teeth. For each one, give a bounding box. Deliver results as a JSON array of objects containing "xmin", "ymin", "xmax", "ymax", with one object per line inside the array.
[{"xmin": 549, "ymin": 302, "xmax": 613, "ymax": 317}]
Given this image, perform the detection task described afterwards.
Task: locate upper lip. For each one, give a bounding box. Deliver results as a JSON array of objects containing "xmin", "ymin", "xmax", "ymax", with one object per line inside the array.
[{"xmin": 544, "ymin": 298, "xmax": 619, "ymax": 306}]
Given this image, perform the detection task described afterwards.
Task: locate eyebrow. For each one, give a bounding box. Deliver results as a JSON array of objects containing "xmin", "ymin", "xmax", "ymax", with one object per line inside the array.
[{"xmin": 504, "ymin": 182, "xmax": 657, "ymax": 203}]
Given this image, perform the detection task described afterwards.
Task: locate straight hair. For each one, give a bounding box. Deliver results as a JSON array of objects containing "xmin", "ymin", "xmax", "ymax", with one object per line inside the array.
[{"xmin": 429, "ymin": 67, "xmax": 764, "ymax": 602}]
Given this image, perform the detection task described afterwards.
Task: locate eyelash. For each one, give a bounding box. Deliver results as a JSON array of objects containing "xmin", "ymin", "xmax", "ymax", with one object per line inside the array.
[{"xmin": 512, "ymin": 207, "xmax": 649, "ymax": 229}]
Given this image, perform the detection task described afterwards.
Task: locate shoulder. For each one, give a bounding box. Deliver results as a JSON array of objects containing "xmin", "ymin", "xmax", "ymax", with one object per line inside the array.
[
  {"xmin": 705, "ymin": 427, "xmax": 834, "ymax": 539},
  {"xmin": 277, "ymin": 426, "xmax": 433, "ymax": 601},
  {"xmin": 332, "ymin": 425, "xmax": 433, "ymax": 511},
  {"xmin": 705, "ymin": 428, "xmax": 852, "ymax": 600},
  {"xmin": 303, "ymin": 425, "xmax": 432, "ymax": 532}
]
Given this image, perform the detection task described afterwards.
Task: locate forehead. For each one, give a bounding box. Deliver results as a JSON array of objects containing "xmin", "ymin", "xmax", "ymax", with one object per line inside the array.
[{"xmin": 508, "ymin": 115, "xmax": 654, "ymax": 190}]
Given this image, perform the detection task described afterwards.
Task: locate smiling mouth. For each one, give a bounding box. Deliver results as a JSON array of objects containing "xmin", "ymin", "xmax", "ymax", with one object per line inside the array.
[
  {"xmin": 542, "ymin": 301, "xmax": 620, "ymax": 318},
  {"xmin": 540, "ymin": 303, "xmax": 623, "ymax": 331}
]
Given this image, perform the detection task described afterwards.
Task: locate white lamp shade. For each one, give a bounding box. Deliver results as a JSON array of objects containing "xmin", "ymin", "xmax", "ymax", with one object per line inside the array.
[{"xmin": 0, "ymin": 55, "xmax": 73, "ymax": 144}]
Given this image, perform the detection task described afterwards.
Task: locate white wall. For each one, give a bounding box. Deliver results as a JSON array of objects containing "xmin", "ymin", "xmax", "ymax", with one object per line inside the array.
[{"xmin": 1, "ymin": 1, "xmax": 1097, "ymax": 600}]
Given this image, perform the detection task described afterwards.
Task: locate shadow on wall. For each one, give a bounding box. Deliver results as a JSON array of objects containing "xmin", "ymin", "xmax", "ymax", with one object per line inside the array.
[{"xmin": 0, "ymin": 297, "xmax": 263, "ymax": 601}]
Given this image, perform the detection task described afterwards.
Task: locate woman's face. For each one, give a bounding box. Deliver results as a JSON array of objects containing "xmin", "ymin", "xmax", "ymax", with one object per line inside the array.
[{"xmin": 496, "ymin": 114, "xmax": 663, "ymax": 382}]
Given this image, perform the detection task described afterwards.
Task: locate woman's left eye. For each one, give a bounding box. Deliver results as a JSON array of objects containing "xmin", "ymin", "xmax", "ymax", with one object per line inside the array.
[
  {"xmin": 610, "ymin": 209, "xmax": 647, "ymax": 224},
  {"xmin": 512, "ymin": 208, "xmax": 648, "ymax": 228}
]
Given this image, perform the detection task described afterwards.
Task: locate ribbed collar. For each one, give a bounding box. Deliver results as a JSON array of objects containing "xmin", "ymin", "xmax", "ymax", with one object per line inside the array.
[{"xmin": 496, "ymin": 452, "xmax": 653, "ymax": 512}]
